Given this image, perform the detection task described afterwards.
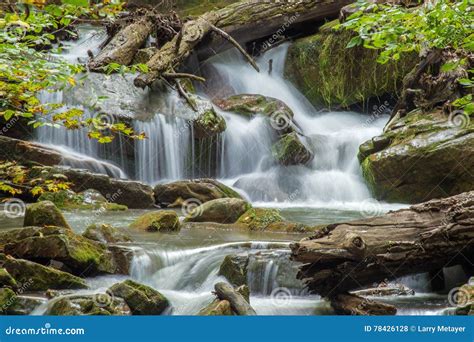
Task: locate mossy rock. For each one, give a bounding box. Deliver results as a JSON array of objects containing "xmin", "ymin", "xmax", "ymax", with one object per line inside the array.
[
  {"xmin": 38, "ymin": 190, "xmax": 128, "ymax": 211},
  {"xmin": 193, "ymin": 108, "xmax": 226, "ymax": 139},
  {"xmin": 215, "ymin": 94, "xmax": 294, "ymax": 119},
  {"xmin": 237, "ymin": 208, "xmax": 285, "ymax": 231},
  {"xmin": 83, "ymin": 224, "xmax": 131, "ymax": 244},
  {"xmin": 109, "ymin": 279, "xmax": 169, "ymax": 315},
  {"xmin": 198, "ymin": 299, "xmax": 233, "ymax": 316},
  {"xmin": 2, "ymin": 255, "xmax": 87, "ymax": 291},
  {"xmin": 23, "ymin": 201, "xmax": 71, "ymax": 229},
  {"xmin": 130, "ymin": 210, "xmax": 180, "ymax": 232},
  {"xmin": 38, "ymin": 190, "xmax": 83, "ymax": 210},
  {"xmin": 0, "ymin": 288, "xmax": 17, "ymax": 315},
  {"xmin": 184, "ymin": 198, "xmax": 251, "ymax": 224},
  {"xmin": 0, "ymin": 268, "xmax": 16, "ymax": 288},
  {"xmin": 359, "ymin": 108, "xmax": 474, "ymax": 203},
  {"xmin": 218, "ymin": 254, "xmax": 249, "ymax": 287},
  {"xmin": 48, "ymin": 295, "xmax": 131, "ymax": 316},
  {"xmin": 272, "ymin": 132, "xmax": 314, "ymax": 166},
  {"xmin": 285, "ymin": 19, "xmax": 418, "ymax": 108}
]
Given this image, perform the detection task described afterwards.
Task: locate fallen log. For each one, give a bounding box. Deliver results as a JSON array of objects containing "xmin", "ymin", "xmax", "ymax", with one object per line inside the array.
[
  {"xmin": 134, "ymin": 0, "xmax": 353, "ymax": 88},
  {"xmin": 291, "ymin": 191, "xmax": 474, "ymax": 297},
  {"xmin": 214, "ymin": 282, "xmax": 256, "ymax": 316},
  {"xmin": 330, "ymin": 293, "xmax": 397, "ymax": 315}
]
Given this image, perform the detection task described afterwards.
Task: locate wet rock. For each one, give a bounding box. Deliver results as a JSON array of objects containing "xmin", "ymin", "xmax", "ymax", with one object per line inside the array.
[
  {"xmin": 285, "ymin": 19, "xmax": 417, "ymax": 108},
  {"xmin": 130, "ymin": 210, "xmax": 180, "ymax": 232},
  {"xmin": 272, "ymin": 132, "xmax": 314, "ymax": 166},
  {"xmin": 453, "ymin": 281, "xmax": 474, "ymax": 315},
  {"xmin": 0, "ymin": 136, "xmax": 63, "ymax": 166},
  {"xmin": 198, "ymin": 299, "xmax": 233, "ymax": 316},
  {"xmin": 218, "ymin": 254, "xmax": 249, "ymax": 287},
  {"xmin": 38, "ymin": 189, "xmax": 128, "ymax": 211},
  {"xmin": 154, "ymin": 179, "xmax": 242, "ymax": 207},
  {"xmin": 1, "ymin": 226, "xmax": 118, "ymax": 276},
  {"xmin": 108, "ymin": 246, "xmax": 134, "ymax": 275},
  {"xmin": 1, "ymin": 256, "xmax": 87, "ymax": 291},
  {"xmin": 214, "ymin": 282, "xmax": 256, "ymax": 315},
  {"xmin": 109, "ymin": 280, "xmax": 169, "ymax": 315},
  {"xmin": 0, "ymin": 288, "xmax": 17, "ymax": 315},
  {"xmin": 236, "ymin": 285, "xmax": 250, "ymax": 303},
  {"xmin": 193, "ymin": 107, "xmax": 226, "ymax": 139},
  {"xmin": 236, "ymin": 208, "xmax": 284, "ymax": 231},
  {"xmin": 83, "ymin": 224, "xmax": 131, "ymax": 244},
  {"xmin": 3, "ymin": 295, "xmax": 45, "ymax": 315},
  {"xmin": 359, "ymin": 108, "xmax": 474, "ymax": 203},
  {"xmin": 0, "ymin": 268, "xmax": 17, "ymax": 288},
  {"xmin": 23, "ymin": 201, "xmax": 71, "ymax": 229},
  {"xmin": 48, "ymin": 294, "xmax": 131, "ymax": 316},
  {"xmin": 184, "ymin": 198, "xmax": 251, "ymax": 224}
]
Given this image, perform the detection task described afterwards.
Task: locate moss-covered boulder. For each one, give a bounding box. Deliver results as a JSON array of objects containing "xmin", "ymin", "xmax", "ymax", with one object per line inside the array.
[
  {"xmin": 272, "ymin": 132, "xmax": 314, "ymax": 165},
  {"xmin": 0, "ymin": 288, "xmax": 17, "ymax": 314},
  {"xmin": 1, "ymin": 226, "xmax": 118, "ymax": 276},
  {"xmin": 23, "ymin": 201, "xmax": 71, "ymax": 229},
  {"xmin": 48, "ymin": 294, "xmax": 131, "ymax": 316},
  {"xmin": 359, "ymin": 108, "xmax": 474, "ymax": 203},
  {"xmin": 83, "ymin": 224, "xmax": 131, "ymax": 244},
  {"xmin": 2, "ymin": 256, "xmax": 87, "ymax": 291},
  {"xmin": 193, "ymin": 108, "xmax": 226, "ymax": 139},
  {"xmin": 154, "ymin": 178, "xmax": 242, "ymax": 207},
  {"xmin": 215, "ymin": 94, "xmax": 294, "ymax": 120},
  {"xmin": 130, "ymin": 210, "xmax": 180, "ymax": 232},
  {"xmin": 237, "ymin": 208, "xmax": 285, "ymax": 231},
  {"xmin": 218, "ymin": 254, "xmax": 249, "ymax": 287},
  {"xmin": 0, "ymin": 268, "xmax": 16, "ymax": 288},
  {"xmin": 38, "ymin": 189, "xmax": 128, "ymax": 211},
  {"xmin": 285, "ymin": 20, "xmax": 417, "ymax": 108},
  {"xmin": 198, "ymin": 299, "xmax": 233, "ymax": 315},
  {"xmin": 184, "ymin": 198, "xmax": 251, "ymax": 224},
  {"xmin": 1, "ymin": 295, "xmax": 44, "ymax": 315},
  {"xmin": 109, "ymin": 280, "xmax": 169, "ymax": 315}
]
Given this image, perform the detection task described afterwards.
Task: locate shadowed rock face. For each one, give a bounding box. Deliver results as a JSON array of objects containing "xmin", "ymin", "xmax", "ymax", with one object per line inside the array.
[{"xmin": 359, "ymin": 108, "xmax": 474, "ymax": 203}]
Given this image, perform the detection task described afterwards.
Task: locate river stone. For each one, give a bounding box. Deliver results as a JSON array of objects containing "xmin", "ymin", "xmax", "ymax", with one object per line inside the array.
[
  {"xmin": 2, "ymin": 295, "xmax": 45, "ymax": 315},
  {"xmin": 109, "ymin": 280, "xmax": 169, "ymax": 315},
  {"xmin": 237, "ymin": 208, "xmax": 284, "ymax": 231},
  {"xmin": 23, "ymin": 201, "xmax": 71, "ymax": 229},
  {"xmin": 48, "ymin": 294, "xmax": 131, "ymax": 316},
  {"xmin": 272, "ymin": 132, "xmax": 314, "ymax": 166},
  {"xmin": 218, "ymin": 254, "xmax": 249, "ymax": 287},
  {"xmin": 83, "ymin": 224, "xmax": 132, "ymax": 244},
  {"xmin": 1, "ymin": 226, "xmax": 118, "ymax": 276},
  {"xmin": 284, "ymin": 19, "xmax": 417, "ymax": 108},
  {"xmin": 198, "ymin": 299, "xmax": 233, "ymax": 316},
  {"xmin": 0, "ymin": 268, "xmax": 16, "ymax": 288},
  {"xmin": 1, "ymin": 256, "xmax": 87, "ymax": 291},
  {"xmin": 130, "ymin": 210, "xmax": 180, "ymax": 232},
  {"xmin": 193, "ymin": 107, "xmax": 226, "ymax": 139},
  {"xmin": 359, "ymin": 108, "xmax": 474, "ymax": 203},
  {"xmin": 0, "ymin": 288, "xmax": 17, "ymax": 315},
  {"xmin": 154, "ymin": 179, "xmax": 242, "ymax": 207},
  {"xmin": 184, "ymin": 198, "xmax": 251, "ymax": 224}
]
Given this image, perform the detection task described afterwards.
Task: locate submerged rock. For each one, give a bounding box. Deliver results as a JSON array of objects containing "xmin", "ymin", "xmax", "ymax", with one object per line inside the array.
[
  {"xmin": 1, "ymin": 226, "xmax": 119, "ymax": 276},
  {"xmin": 130, "ymin": 210, "xmax": 180, "ymax": 232},
  {"xmin": 1, "ymin": 255, "xmax": 87, "ymax": 291},
  {"xmin": 184, "ymin": 198, "xmax": 251, "ymax": 224},
  {"xmin": 285, "ymin": 19, "xmax": 416, "ymax": 108},
  {"xmin": 83, "ymin": 224, "xmax": 132, "ymax": 244},
  {"xmin": 272, "ymin": 132, "xmax": 314, "ymax": 166},
  {"xmin": 23, "ymin": 201, "xmax": 71, "ymax": 229},
  {"xmin": 109, "ymin": 280, "xmax": 169, "ymax": 315},
  {"xmin": 193, "ymin": 107, "xmax": 226, "ymax": 139},
  {"xmin": 198, "ymin": 299, "xmax": 233, "ymax": 316},
  {"xmin": 154, "ymin": 179, "xmax": 242, "ymax": 207},
  {"xmin": 359, "ymin": 108, "xmax": 474, "ymax": 203},
  {"xmin": 48, "ymin": 294, "xmax": 131, "ymax": 316},
  {"xmin": 218, "ymin": 254, "xmax": 249, "ymax": 287}
]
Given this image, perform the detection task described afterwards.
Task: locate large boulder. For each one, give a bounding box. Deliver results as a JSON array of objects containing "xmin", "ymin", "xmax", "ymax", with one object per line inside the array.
[
  {"xmin": 1, "ymin": 226, "xmax": 119, "ymax": 276},
  {"xmin": 83, "ymin": 224, "xmax": 132, "ymax": 244},
  {"xmin": 271, "ymin": 132, "xmax": 314, "ymax": 166},
  {"xmin": 23, "ymin": 201, "xmax": 71, "ymax": 229},
  {"xmin": 38, "ymin": 189, "xmax": 128, "ymax": 211},
  {"xmin": 359, "ymin": 108, "xmax": 474, "ymax": 203},
  {"xmin": 198, "ymin": 299, "xmax": 233, "ymax": 316},
  {"xmin": 236, "ymin": 208, "xmax": 284, "ymax": 231},
  {"xmin": 193, "ymin": 107, "xmax": 226, "ymax": 140},
  {"xmin": 1, "ymin": 255, "xmax": 87, "ymax": 291},
  {"xmin": 184, "ymin": 198, "xmax": 251, "ymax": 224},
  {"xmin": 109, "ymin": 280, "xmax": 169, "ymax": 315},
  {"xmin": 218, "ymin": 254, "xmax": 249, "ymax": 287},
  {"xmin": 130, "ymin": 210, "xmax": 180, "ymax": 232},
  {"xmin": 285, "ymin": 20, "xmax": 417, "ymax": 108},
  {"xmin": 48, "ymin": 294, "xmax": 131, "ymax": 316},
  {"xmin": 154, "ymin": 179, "xmax": 242, "ymax": 207}
]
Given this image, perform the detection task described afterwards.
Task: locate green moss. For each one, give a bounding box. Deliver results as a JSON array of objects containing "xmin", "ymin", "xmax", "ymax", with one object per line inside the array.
[
  {"xmin": 130, "ymin": 211, "xmax": 180, "ymax": 232},
  {"xmin": 176, "ymin": 0, "xmax": 236, "ymax": 16},
  {"xmin": 272, "ymin": 132, "xmax": 312, "ymax": 165},
  {"xmin": 237, "ymin": 208, "xmax": 284, "ymax": 231},
  {"xmin": 0, "ymin": 288, "xmax": 17, "ymax": 314},
  {"xmin": 38, "ymin": 191, "xmax": 127, "ymax": 211},
  {"xmin": 24, "ymin": 201, "xmax": 71, "ymax": 229}
]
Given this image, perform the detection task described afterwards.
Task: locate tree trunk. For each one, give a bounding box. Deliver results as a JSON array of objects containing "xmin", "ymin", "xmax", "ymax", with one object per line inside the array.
[
  {"xmin": 134, "ymin": 0, "xmax": 353, "ymax": 88},
  {"xmin": 214, "ymin": 282, "xmax": 256, "ymax": 315},
  {"xmin": 330, "ymin": 293, "xmax": 397, "ymax": 315},
  {"xmin": 291, "ymin": 191, "xmax": 474, "ymax": 297}
]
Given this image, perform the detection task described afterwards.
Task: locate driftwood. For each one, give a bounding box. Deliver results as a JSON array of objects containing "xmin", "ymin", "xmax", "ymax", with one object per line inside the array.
[
  {"xmin": 291, "ymin": 191, "xmax": 474, "ymax": 297},
  {"xmin": 330, "ymin": 293, "xmax": 397, "ymax": 315},
  {"xmin": 134, "ymin": 0, "xmax": 353, "ymax": 88},
  {"xmin": 352, "ymin": 284, "xmax": 415, "ymax": 297},
  {"xmin": 214, "ymin": 282, "xmax": 256, "ymax": 316}
]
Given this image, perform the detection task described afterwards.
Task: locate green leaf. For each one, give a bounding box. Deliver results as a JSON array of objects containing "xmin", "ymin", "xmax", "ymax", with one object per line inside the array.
[
  {"xmin": 440, "ymin": 62, "xmax": 458, "ymax": 72},
  {"xmin": 346, "ymin": 36, "xmax": 363, "ymax": 48},
  {"xmin": 61, "ymin": 0, "xmax": 89, "ymax": 7}
]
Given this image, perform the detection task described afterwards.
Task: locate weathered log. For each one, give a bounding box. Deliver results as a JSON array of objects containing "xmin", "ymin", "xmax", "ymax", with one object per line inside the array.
[
  {"xmin": 134, "ymin": 0, "xmax": 353, "ymax": 88},
  {"xmin": 88, "ymin": 15, "xmax": 155, "ymax": 71},
  {"xmin": 214, "ymin": 282, "xmax": 256, "ymax": 316},
  {"xmin": 352, "ymin": 284, "xmax": 415, "ymax": 297},
  {"xmin": 291, "ymin": 191, "xmax": 474, "ymax": 297},
  {"xmin": 330, "ymin": 293, "xmax": 397, "ymax": 315}
]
